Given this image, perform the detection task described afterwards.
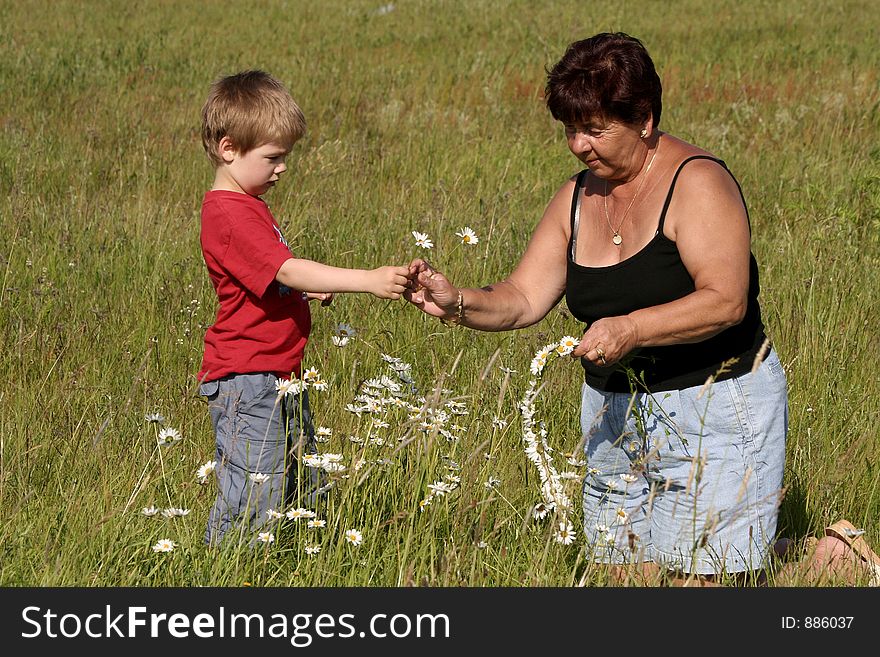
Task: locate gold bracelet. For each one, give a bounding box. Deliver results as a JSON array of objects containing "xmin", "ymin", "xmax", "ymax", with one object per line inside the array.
[{"xmin": 440, "ymin": 289, "xmax": 464, "ymax": 327}]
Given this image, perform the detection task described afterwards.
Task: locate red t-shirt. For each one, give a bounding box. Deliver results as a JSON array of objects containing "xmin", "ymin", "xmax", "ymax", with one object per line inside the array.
[{"xmin": 198, "ymin": 191, "xmax": 311, "ymax": 382}]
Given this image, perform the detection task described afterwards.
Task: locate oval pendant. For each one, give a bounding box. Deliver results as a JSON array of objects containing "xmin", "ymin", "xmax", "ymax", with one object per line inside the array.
[{"xmin": 612, "ymin": 233, "xmax": 623, "ymax": 246}]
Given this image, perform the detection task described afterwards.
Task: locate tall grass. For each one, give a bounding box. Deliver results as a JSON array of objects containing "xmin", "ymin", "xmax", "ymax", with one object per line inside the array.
[{"xmin": 0, "ymin": 0, "xmax": 878, "ymax": 586}]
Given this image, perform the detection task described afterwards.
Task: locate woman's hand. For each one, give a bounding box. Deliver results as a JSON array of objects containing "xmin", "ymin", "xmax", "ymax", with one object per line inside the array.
[
  {"xmin": 404, "ymin": 259, "xmax": 460, "ymax": 320},
  {"xmin": 572, "ymin": 315, "xmax": 639, "ymax": 366}
]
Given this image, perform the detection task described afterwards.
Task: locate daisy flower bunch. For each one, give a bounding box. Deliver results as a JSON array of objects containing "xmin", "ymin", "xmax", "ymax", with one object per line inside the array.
[
  {"xmin": 345, "ymin": 354, "xmax": 418, "ymax": 419},
  {"xmin": 519, "ymin": 337, "xmax": 580, "ymax": 545}
]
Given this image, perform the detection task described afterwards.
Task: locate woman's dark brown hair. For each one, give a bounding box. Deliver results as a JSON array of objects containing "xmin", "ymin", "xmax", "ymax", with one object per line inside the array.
[{"xmin": 545, "ymin": 32, "xmax": 662, "ymax": 128}]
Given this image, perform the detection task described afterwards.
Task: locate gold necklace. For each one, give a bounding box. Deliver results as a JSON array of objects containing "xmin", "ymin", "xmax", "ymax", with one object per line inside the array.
[{"xmin": 602, "ymin": 145, "xmax": 659, "ymax": 246}]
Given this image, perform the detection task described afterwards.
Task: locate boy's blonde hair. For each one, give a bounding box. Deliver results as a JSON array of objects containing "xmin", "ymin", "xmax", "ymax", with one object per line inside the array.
[{"xmin": 201, "ymin": 70, "xmax": 306, "ymax": 166}]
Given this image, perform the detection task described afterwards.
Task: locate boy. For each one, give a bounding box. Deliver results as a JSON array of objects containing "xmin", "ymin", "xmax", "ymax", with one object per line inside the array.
[{"xmin": 198, "ymin": 70, "xmax": 409, "ymax": 545}]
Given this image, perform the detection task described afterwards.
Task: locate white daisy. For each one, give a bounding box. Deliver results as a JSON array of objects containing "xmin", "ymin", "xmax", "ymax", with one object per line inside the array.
[
  {"xmin": 555, "ymin": 521, "xmax": 576, "ymax": 545},
  {"xmin": 304, "ymin": 545, "xmax": 321, "ymax": 556},
  {"xmin": 302, "ymin": 454, "xmax": 323, "ymax": 468},
  {"xmin": 266, "ymin": 509, "xmax": 284, "ymax": 520},
  {"xmin": 533, "ymin": 502, "xmax": 551, "ymax": 520},
  {"xmin": 275, "ymin": 378, "xmax": 304, "ymax": 397},
  {"xmin": 529, "ymin": 352, "xmax": 548, "ymax": 376},
  {"xmin": 302, "ymin": 367, "xmax": 320, "ymax": 382},
  {"xmin": 196, "ymin": 460, "xmax": 216, "ymax": 484},
  {"xmin": 144, "ymin": 412, "xmax": 166, "ymax": 424},
  {"xmin": 477, "ymin": 541, "xmax": 489, "ymax": 549},
  {"xmin": 161, "ymin": 507, "xmax": 190, "ymax": 518},
  {"xmin": 567, "ymin": 456, "xmax": 587, "ymax": 467},
  {"xmin": 334, "ymin": 323, "xmax": 357, "ymax": 338},
  {"xmin": 412, "ymin": 230, "xmax": 434, "ymax": 249},
  {"xmin": 492, "ymin": 417, "xmax": 508, "ymax": 430},
  {"xmin": 152, "ymin": 539, "xmax": 176, "ymax": 553},
  {"xmin": 427, "ymin": 481, "xmax": 456, "ymax": 496},
  {"xmin": 321, "ymin": 454, "xmax": 346, "ymax": 472},
  {"xmin": 620, "ymin": 473, "xmax": 638, "ymax": 484},
  {"xmin": 285, "ymin": 508, "xmax": 310, "ymax": 521},
  {"xmin": 307, "ymin": 519, "xmax": 326, "ymax": 529},
  {"xmin": 316, "ymin": 426, "xmax": 332, "ymax": 439},
  {"xmin": 157, "ymin": 427, "xmax": 182, "ymax": 446},
  {"xmin": 614, "ymin": 508, "xmax": 629, "ymax": 525},
  {"xmin": 344, "ymin": 529, "xmax": 363, "ymax": 546},
  {"xmin": 256, "ymin": 532, "xmax": 274, "ymax": 544},
  {"xmin": 484, "ymin": 477, "xmax": 501, "ymax": 489},
  {"xmin": 555, "ymin": 336, "xmax": 578, "ymax": 356},
  {"xmin": 249, "ymin": 473, "xmax": 271, "ymax": 485},
  {"xmin": 141, "ymin": 505, "xmax": 160, "ymax": 517},
  {"xmin": 309, "ymin": 378, "xmax": 328, "ymax": 391},
  {"xmin": 455, "ymin": 227, "xmax": 479, "ymax": 245},
  {"xmin": 331, "ymin": 335, "xmax": 350, "ymax": 348}
]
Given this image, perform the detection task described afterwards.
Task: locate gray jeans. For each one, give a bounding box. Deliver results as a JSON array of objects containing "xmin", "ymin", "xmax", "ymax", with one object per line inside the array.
[{"xmin": 199, "ymin": 373, "xmax": 321, "ymax": 546}]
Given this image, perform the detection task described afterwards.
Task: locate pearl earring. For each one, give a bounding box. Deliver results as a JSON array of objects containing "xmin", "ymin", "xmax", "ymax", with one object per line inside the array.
[{"xmin": 640, "ymin": 128, "xmax": 648, "ymax": 138}]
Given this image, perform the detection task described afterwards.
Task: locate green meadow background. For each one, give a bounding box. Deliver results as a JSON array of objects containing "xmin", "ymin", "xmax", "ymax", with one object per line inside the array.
[{"xmin": 1, "ymin": 0, "xmax": 878, "ymax": 586}]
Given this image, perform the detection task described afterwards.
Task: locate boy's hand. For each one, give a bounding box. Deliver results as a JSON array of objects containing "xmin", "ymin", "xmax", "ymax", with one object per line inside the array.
[
  {"xmin": 305, "ymin": 292, "xmax": 334, "ymax": 306},
  {"xmin": 368, "ymin": 266, "xmax": 411, "ymax": 300}
]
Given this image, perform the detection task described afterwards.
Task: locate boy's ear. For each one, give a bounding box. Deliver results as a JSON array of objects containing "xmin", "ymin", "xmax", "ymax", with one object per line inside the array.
[{"xmin": 217, "ymin": 136, "xmax": 238, "ymax": 164}]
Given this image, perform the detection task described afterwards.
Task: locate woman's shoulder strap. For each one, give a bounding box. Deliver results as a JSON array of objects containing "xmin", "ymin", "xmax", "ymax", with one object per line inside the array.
[
  {"xmin": 657, "ymin": 155, "xmax": 749, "ymax": 231},
  {"xmin": 569, "ymin": 169, "xmax": 590, "ymax": 260}
]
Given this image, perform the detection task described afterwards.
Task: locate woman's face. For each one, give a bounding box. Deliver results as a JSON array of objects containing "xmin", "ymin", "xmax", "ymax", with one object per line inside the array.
[{"xmin": 563, "ymin": 118, "xmax": 644, "ymax": 182}]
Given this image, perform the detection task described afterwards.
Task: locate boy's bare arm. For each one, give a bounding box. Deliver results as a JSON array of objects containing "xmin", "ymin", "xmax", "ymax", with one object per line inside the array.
[{"xmin": 275, "ymin": 258, "xmax": 411, "ymax": 300}]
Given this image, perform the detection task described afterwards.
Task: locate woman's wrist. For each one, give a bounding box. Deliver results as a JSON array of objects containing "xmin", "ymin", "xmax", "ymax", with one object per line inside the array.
[
  {"xmin": 440, "ymin": 288, "xmax": 465, "ymax": 327},
  {"xmin": 624, "ymin": 313, "xmax": 641, "ymax": 348}
]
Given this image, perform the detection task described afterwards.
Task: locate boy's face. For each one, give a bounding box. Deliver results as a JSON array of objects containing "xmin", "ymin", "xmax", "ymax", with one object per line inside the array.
[{"xmin": 215, "ymin": 140, "xmax": 290, "ymax": 197}]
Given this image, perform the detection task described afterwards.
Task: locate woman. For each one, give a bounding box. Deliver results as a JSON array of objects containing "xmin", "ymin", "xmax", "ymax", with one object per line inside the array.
[{"xmin": 406, "ymin": 33, "xmax": 877, "ymax": 584}]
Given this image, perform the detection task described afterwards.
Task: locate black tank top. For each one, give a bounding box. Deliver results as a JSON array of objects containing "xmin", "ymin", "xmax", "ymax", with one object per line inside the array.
[{"xmin": 565, "ymin": 155, "xmax": 766, "ymax": 392}]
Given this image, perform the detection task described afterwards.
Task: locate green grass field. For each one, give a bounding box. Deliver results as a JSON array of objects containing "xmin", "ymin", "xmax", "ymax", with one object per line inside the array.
[{"xmin": 1, "ymin": 0, "xmax": 878, "ymax": 586}]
